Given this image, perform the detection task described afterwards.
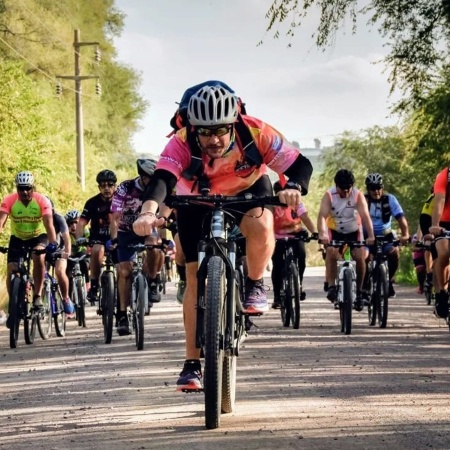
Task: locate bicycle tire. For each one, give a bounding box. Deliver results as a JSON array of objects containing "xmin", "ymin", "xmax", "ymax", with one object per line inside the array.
[
  {"xmin": 134, "ymin": 273, "xmax": 146, "ymax": 351},
  {"xmin": 341, "ymin": 268, "xmax": 353, "ymax": 335},
  {"xmin": 9, "ymin": 277, "xmax": 22, "ymax": 349},
  {"xmin": 53, "ymin": 289, "xmax": 66, "ymax": 337},
  {"xmin": 281, "ymin": 262, "xmax": 292, "ymax": 328},
  {"xmin": 23, "ymin": 281, "xmax": 36, "ymax": 345},
  {"xmin": 160, "ymin": 265, "xmax": 167, "ymax": 295},
  {"xmin": 71, "ymin": 278, "xmax": 81, "ymax": 327},
  {"xmin": 425, "ymin": 284, "xmax": 433, "ymax": 306},
  {"xmin": 204, "ymin": 256, "xmax": 225, "ymax": 430},
  {"xmin": 289, "ymin": 262, "xmax": 301, "ymax": 329},
  {"xmin": 38, "ymin": 279, "xmax": 52, "ymax": 339},
  {"xmin": 221, "ymin": 267, "xmax": 240, "ymax": 414},
  {"xmin": 76, "ymin": 277, "xmax": 87, "ymax": 328},
  {"xmin": 377, "ymin": 263, "xmax": 389, "ymax": 328},
  {"xmin": 102, "ymin": 271, "xmax": 115, "ymax": 344}
]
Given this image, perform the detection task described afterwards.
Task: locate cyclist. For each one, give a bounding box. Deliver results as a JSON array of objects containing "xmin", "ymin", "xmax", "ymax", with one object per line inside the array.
[
  {"xmin": 364, "ymin": 173, "xmax": 410, "ymax": 298},
  {"xmin": 48, "ymin": 199, "xmax": 75, "ymax": 315},
  {"xmin": 108, "ymin": 159, "xmax": 165, "ymax": 336},
  {"xmin": 429, "ymin": 166, "xmax": 450, "ymax": 318},
  {"xmin": 419, "ymin": 187, "xmax": 435, "ymax": 294},
  {"xmin": 65, "ymin": 210, "xmax": 90, "ymax": 296},
  {"xmin": 0, "ymin": 171, "xmax": 58, "ymax": 318},
  {"xmin": 76, "ymin": 170, "xmax": 117, "ymax": 302},
  {"xmin": 317, "ymin": 169, "xmax": 375, "ymax": 312},
  {"xmin": 132, "ymin": 82, "xmax": 313, "ymax": 391},
  {"xmin": 271, "ymin": 180, "xmax": 318, "ymax": 309}
]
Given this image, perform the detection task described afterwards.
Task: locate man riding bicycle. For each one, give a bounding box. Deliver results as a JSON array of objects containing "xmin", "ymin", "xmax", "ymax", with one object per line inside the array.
[
  {"xmin": 317, "ymin": 169, "xmax": 375, "ymax": 312},
  {"xmin": 76, "ymin": 169, "xmax": 117, "ymax": 302},
  {"xmin": 132, "ymin": 81, "xmax": 313, "ymax": 391},
  {"xmin": 0, "ymin": 171, "xmax": 58, "ymax": 322},
  {"xmin": 109, "ymin": 159, "xmax": 165, "ymax": 336}
]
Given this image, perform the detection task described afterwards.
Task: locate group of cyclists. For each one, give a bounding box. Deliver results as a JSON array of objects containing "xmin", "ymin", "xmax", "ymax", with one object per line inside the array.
[{"xmin": 1, "ymin": 80, "xmax": 449, "ymax": 394}]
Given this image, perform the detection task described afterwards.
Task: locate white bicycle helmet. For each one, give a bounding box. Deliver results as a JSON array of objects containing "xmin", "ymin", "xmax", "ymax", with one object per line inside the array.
[
  {"xmin": 365, "ymin": 173, "xmax": 383, "ymax": 187},
  {"xmin": 187, "ymin": 85, "xmax": 238, "ymax": 126},
  {"xmin": 15, "ymin": 171, "xmax": 34, "ymax": 186},
  {"xmin": 65, "ymin": 209, "xmax": 80, "ymax": 222}
]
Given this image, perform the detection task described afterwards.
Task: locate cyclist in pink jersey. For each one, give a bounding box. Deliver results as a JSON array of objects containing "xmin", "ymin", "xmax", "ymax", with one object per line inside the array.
[
  {"xmin": 317, "ymin": 169, "xmax": 375, "ymax": 312},
  {"xmin": 0, "ymin": 171, "xmax": 58, "ymax": 321},
  {"xmin": 271, "ymin": 180, "xmax": 318, "ymax": 308},
  {"xmin": 133, "ymin": 82, "xmax": 313, "ymax": 391},
  {"xmin": 429, "ymin": 166, "xmax": 450, "ymax": 318}
]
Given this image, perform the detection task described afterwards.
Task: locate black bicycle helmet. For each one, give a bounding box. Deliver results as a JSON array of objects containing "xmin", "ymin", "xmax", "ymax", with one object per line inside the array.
[
  {"xmin": 365, "ymin": 172, "xmax": 383, "ymax": 188},
  {"xmin": 137, "ymin": 159, "xmax": 157, "ymax": 177},
  {"xmin": 96, "ymin": 169, "xmax": 117, "ymax": 184},
  {"xmin": 334, "ymin": 169, "xmax": 355, "ymax": 189}
]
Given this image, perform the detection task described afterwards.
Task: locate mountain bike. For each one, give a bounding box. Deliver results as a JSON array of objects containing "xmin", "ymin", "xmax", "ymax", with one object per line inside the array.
[
  {"xmin": 165, "ymin": 193, "xmax": 284, "ymax": 430},
  {"xmin": 68, "ymin": 253, "xmax": 89, "ymax": 328},
  {"xmin": 366, "ymin": 235, "xmax": 400, "ymax": 328},
  {"xmin": 40, "ymin": 253, "xmax": 67, "ymax": 339},
  {"xmin": 0, "ymin": 246, "xmax": 45, "ymax": 348},
  {"xmin": 274, "ymin": 233, "xmax": 317, "ymax": 329}
]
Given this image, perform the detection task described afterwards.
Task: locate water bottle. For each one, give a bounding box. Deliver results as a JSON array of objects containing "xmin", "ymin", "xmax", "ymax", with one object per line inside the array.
[{"xmin": 211, "ymin": 210, "xmax": 225, "ymax": 238}]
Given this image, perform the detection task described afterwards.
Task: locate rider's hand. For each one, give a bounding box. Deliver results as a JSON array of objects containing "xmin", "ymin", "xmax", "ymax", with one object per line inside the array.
[
  {"xmin": 311, "ymin": 232, "xmax": 319, "ymax": 241},
  {"xmin": 46, "ymin": 241, "xmax": 58, "ymax": 254},
  {"xmin": 105, "ymin": 238, "xmax": 118, "ymax": 251},
  {"xmin": 133, "ymin": 211, "xmax": 158, "ymax": 236},
  {"xmin": 429, "ymin": 226, "xmax": 443, "ymax": 236},
  {"xmin": 366, "ymin": 237, "xmax": 375, "ymax": 246},
  {"xmin": 277, "ymin": 189, "xmax": 301, "ymax": 209},
  {"xmin": 400, "ymin": 235, "xmax": 410, "ymax": 246}
]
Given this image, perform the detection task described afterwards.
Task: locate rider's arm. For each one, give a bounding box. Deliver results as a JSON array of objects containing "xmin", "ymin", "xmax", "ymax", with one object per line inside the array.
[
  {"xmin": 42, "ymin": 213, "xmax": 57, "ymax": 243},
  {"xmin": 299, "ymin": 211, "xmax": 317, "ymax": 235},
  {"xmin": 75, "ymin": 217, "xmax": 88, "ymax": 240},
  {"xmin": 356, "ymin": 192, "xmax": 375, "ymax": 241},
  {"xmin": 0, "ymin": 211, "xmax": 8, "ymax": 233},
  {"xmin": 61, "ymin": 229, "xmax": 71, "ymax": 258},
  {"xmin": 431, "ymin": 193, "xmax": 445, "ymax": 230},
  {"xmin": 317, "ymin": 192, "xmax": 331, "ymax": 242},
  {"xmin": 109, "ymin": 211, "xmax": 121, "ymax": 241},
  {"xmin": 396, "ymin": 215, "xmax": 410, "ymax": 242}
]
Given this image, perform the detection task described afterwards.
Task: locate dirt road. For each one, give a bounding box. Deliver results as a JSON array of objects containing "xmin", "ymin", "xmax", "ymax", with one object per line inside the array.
[{"xmin": 1, "ymin": 269, "xmax": 450, "ymax": 450}]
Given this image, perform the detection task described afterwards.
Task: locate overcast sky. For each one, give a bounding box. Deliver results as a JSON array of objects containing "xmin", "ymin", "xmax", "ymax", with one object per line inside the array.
[{"xmin": 113, "ymin": 0, "xmax": 400, "ymax": 154}]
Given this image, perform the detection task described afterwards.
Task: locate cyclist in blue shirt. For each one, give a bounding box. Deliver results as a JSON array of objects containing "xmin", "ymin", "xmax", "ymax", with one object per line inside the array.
[{"xmin": 364, "ymin": 173, "xmax": 410, "ymax": 298}]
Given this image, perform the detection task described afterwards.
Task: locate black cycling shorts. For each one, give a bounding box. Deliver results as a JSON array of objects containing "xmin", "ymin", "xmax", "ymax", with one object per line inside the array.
[
  {"xmin": 7, "ymin": 234, "xmax": 48, "ymax": 264},
  {"xmin": 177, "ymin": 175, "xmax": 273, "ymax": 263}
]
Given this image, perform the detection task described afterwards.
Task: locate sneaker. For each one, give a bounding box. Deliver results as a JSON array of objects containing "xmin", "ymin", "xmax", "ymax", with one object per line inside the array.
[
  {"xmin": 176, "ymin": 363, "xmax": 203, "ymax": 392},
  {"xmin": 88, "ymin": 287, "xmax": 99, "ymax": 303},
  {"xmin": 353, "ymin": 294, "xmax": 363, "ymax": 312},
  {"xmin": 323, "ymin": 281, "xmax": 329, "ymax": 293},
  {"xmin": 362, "ymin": 290, "xmax": 371, "ymax": 306},
  {"xmin": 272, "ymin": 298, "xmax": 282, "ymax": 309},
  {"xmin": 117, "ymin": 315, "xmax": 131, "ymax": 336},
  {"xmin": 33, "ymin": 295, "xmax": 44, "ymax": 310},
  {"xmin": 176, "ymin": 280, "xmax": 186, "ymax": 304},
  {"xmin": 434, "ymin": 291, "xmax": 449, "ymax": 319},
  {"xmin": 388, "ymin": 282, "xmax": 396, "ymax": 298},
  {"xmin": 243, "ymin": 278, "xmax": 268, "ymax": 314},
  {"xmin": 63, "ymin": 298, "xmax": 75, "ymax": 315},
  {"xmin": 300, "ymin": 291, "xmax": 306, "ymax": 301},
  {"xmin": 326, "ymin": 285, "xmax": 337, "ymax": 302},
  {"xmin": 417, "ymin": 286, "xmax": 424, "ymax": 295},
  {"xmin": 148, "ymin": 282, "xmax": 161, "ymax": 303}
]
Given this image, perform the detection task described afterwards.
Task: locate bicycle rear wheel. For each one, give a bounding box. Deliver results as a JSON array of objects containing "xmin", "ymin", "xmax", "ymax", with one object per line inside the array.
[
  {"xmin": 23, "ymin": 281, "xmax": 36, "ymax": 345},
  {"xmin": 288, "ymin": 262, "xmax": 301, "ymax": 329},
  {"xmin": 134, "ymin": 274, "xmax": 146, "ymax": 351},
  {"xmin": 377, "ymin": 263, "xmax": 389, "ymax": 328},
  {"xmin": 9, "ymin": 277, "xmax": 22, "ymax": 349},
  {"xmin": 38, "ymin": 279, "xmax": 52, "ymax": 339},
  {"xmin": 160, "ymin": 265, "xmax": 167, "ymax": 295},
  {"xmin": 53, "ymin": 290, "xmax": 66, "ymax": 337},
  {"xmin": 281, "ymin": 263, "xmax": 292, "ymax": 327},
  {"xmin": 204, "ymin": 256, "xmax": 225, "ymax": 430},
  {"xmin": 340, "ymin": 268, "xmax": 353, "ymax": 335},
  {"xmin": 102, "ymin": 271, "xmax": 115, "ymax": 344}
]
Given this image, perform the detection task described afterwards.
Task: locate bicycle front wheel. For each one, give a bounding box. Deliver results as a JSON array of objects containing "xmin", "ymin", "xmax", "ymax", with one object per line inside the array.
[
  {"xmin": 288, "ymin": 262, "xmax": 301, "ymax": 329},
  {"xmin": 340, "ymin": 268, "xmax": 353, "ymax": 335},
  {"xmin": 38, "ymin": 280, "xmax": 52, "ymax": 339},
  {"xmin": 204, "ymin": 256, "xmax": 225, "ymax": 430},
  {"xmin": 134, "ymin": 273, "xmax": 146, "ymax": 351},
  {"xmin": 53, "ymin": 290, "xmax": 66, "ymax": 337},
  {"xmin": 377, "ymin": 263, "xmax": 389, "ymax": 328},
  {"xmin": 9, "ymin": 277, "xmax": 23, "ymax": 348},
  {"xmin": 23, "ymin": 281, "xmax": 37, "ymax": 345},
  {"xmin": 101, "ymin": 271, "xmax": 115, "ymax": 344}
]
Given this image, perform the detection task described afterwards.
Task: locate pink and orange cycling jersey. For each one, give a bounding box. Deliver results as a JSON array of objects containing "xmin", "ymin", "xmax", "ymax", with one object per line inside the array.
[
  {"xmin": 0, "ymin": 192, "xmax": 52, "ymax": 240},
  {"xmin": 273, "ymin": 203, "xmax": 307, "ymax": 238},
  {"xmin": 157, "ymin": 115, "xmax": 301, "ymax": 195},
  {"xmin": 433, "ymin": 167, "xmax": 450, "ymax": 222}
]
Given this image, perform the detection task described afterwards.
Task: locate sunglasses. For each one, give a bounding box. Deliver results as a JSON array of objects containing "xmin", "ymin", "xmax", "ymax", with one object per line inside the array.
[
  {"xmin": 337, "ymin": 185, "xmax": 353, "ymax": 191},
  {"xmin": 368, "ymin": 184, "xmax": 383, "ymax": 191},
  {"xmin": 99, "ymin": 182, "xmax": 115, "ymax": 188},
  {"xmin": 17, "ymin": 185, "xmax": 33, "ymax": 192},
  {"xmin": 196, "ymin": 125, "xmax": 232, "ymax": 138},
  {"xmin": 68, "ymin": 221, "xmax": 78, "ymax": 226}
]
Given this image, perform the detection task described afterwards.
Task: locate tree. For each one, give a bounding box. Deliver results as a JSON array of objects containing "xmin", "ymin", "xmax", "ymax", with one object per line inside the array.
[{"xmin": 263, "ymin": 0, "xmax": 450, "ymax": 110}]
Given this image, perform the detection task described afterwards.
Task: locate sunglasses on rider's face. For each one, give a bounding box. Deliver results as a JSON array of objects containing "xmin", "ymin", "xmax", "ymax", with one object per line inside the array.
[
  {"xmin": 368, "ymin": 184, "xmax": 383, "ymax": 191},
  {"xmin": 337, "ymin": 184, "xmax": 352, "ymax": 191},
  {"xmin": 99, "ymin": 182, "xmax": 115, "ymax": 188},
  {"xmin": 68, "ymin": 221, "xmax": 78, "ymax": 226},
  {"xmin": 196, "ymin": 125, "xmax": 232, "ymax": 138},
  {"xmin": 17, "ymin": 185, "xmax": 33, "ymax": 192}
]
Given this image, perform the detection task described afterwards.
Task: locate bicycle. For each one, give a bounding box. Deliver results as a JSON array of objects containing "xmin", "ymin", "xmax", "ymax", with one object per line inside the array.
[
  {"xmin": 165, "ymin": 192, "xmax": 283, "ymax": 430},
  {"xmin": 415, "ymin": 240, "xmax": 434, "ymax": 306},
  {"xmin": 431, "ymin": 230, "xmax": 450, "ymax": 328},
  {"xmin": 0, "ymin": 245, "xmax": 45, "ymax": 348},
  {"xmin": 40, "ymin": 253, "xmax": 67, "ymax": 339},
  {"xmin": 68, "ymin": 253, "xmax": 89, "ymax": 328},
  {"xmin": 324, "ymin": 240, "xmax": 366, "ymax": 335},
  {"xmin": 274, "ymin": 233, "xmax": 317, "ymax": 329}
]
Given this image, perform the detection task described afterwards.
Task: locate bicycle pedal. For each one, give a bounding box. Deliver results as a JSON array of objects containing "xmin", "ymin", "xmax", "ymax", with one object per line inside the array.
[{"xmin": 179, "ymin": 388, "xmax": 204, "ymax": 394}]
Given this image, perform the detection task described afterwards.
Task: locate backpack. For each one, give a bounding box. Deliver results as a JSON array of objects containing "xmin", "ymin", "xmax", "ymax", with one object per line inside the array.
[
  {"xmin": 364, "ymin": 193, "xmax": 391, "ymax": 224},
  {"xmin": 168, "ymin": 81, "xmax": 262, "ymax": 189}
]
